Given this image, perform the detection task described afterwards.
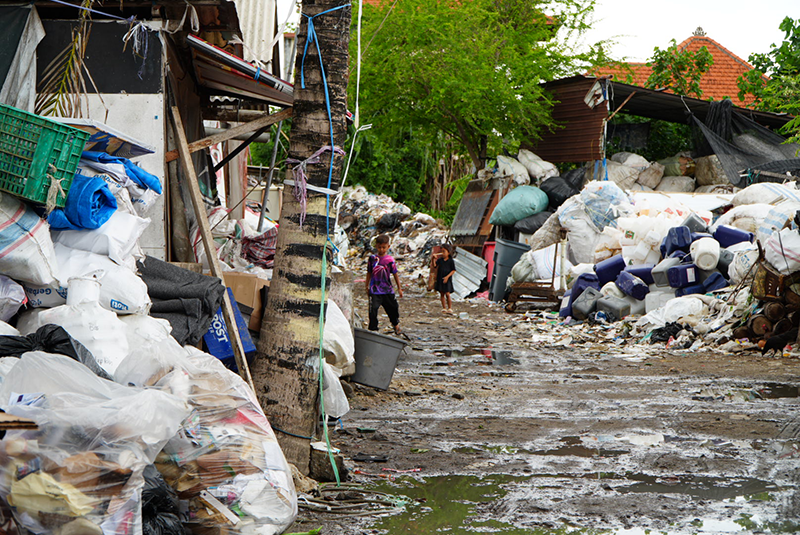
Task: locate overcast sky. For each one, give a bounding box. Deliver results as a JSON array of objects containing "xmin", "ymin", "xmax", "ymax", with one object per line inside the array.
[{"xmin": 581, "ymin": 0, "xmax": 794, "ymax": 63}]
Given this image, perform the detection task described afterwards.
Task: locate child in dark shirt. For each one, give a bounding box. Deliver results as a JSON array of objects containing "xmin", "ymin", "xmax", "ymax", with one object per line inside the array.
[
  {"xmin": 366, "ymin": 234, "xmax": 403, "ymax": 334},
  {"xmin": 434, "ymin": 244, "xmax": 456, "ymax": 314}
]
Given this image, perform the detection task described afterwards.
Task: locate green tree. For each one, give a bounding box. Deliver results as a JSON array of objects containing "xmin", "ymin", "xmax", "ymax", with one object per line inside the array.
[
  {"xmin": 645, "ymin": 39, "xmax": 713, "ymax": 98},
  {"xmin": 737, "ymin": 16, "xmax": 800, "ymax": 144},
  {"xmin": 354, "ymin": 0, "xmax": 608, "ymax": 171}
]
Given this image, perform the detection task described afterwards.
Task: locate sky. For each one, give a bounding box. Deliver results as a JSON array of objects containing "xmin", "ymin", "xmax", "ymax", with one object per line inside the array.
[{"xmin": 581, "ymin": 0, "xmax": 794, "ymax": 63}]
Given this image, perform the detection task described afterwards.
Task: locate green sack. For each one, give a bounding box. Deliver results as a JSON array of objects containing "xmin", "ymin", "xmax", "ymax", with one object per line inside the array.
[{"xmin": 489, "ymin": 186, "xmax": 549, "ymax": 226}]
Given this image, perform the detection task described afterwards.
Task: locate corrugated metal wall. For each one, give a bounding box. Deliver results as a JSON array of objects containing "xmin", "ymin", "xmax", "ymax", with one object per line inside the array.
[
  {"xmin": 524, "ymin": 77, "xmax": 607, "ymax": 163},
  {"xmin": 233, "ymin": 0, "xmax": 277, "ymax": 66}
]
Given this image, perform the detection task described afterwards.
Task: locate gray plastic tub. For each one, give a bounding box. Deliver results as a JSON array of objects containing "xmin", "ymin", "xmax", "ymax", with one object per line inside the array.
[{"xmin": 352, "ymin": 328, "xmax": 407, "ymax": 390}]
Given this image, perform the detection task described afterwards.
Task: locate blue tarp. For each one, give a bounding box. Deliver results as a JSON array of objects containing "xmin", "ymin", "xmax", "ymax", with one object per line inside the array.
[
  {"xmin": 48, "ymin": 173, "xmax": 117, "ymax": 231},
  {"xmin": 81, "ymin": 151, "xmax": 163, "ymax": 194}
]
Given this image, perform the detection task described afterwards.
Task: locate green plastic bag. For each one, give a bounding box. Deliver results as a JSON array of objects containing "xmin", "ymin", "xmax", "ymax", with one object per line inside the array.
[{"xmin": 489, "ymin": 186, "xmax": 549, "ymax": 226}]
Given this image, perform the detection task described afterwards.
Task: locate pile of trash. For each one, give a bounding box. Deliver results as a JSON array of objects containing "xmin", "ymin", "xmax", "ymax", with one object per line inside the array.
[
  {"xmin": 502, "ymin": 177, "xmax": 800, "ymax": 355},
  {"xmin": 338, "ymin": 185, "xmax": 449, "ymax": 281},
  {"xmin": 0, "ymin": 111, "xmax": 299, "ymax": 535}
]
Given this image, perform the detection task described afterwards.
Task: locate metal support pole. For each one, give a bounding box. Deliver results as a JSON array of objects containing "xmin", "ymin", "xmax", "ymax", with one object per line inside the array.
[{"xmin": 257, "ymin": 120, "xmax": 284, "ymax": 232}]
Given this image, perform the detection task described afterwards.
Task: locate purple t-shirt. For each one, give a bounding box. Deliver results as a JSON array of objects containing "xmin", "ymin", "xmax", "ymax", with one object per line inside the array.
[{"xmin": 368, "ymin": 254, "xmax": 398, "ymax": 295}]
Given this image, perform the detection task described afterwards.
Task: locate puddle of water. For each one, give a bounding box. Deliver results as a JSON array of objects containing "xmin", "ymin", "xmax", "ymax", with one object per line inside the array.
[
  {"xmin": 439, "ymin": 347, "xmax": 523, "ymax": 365},
  {"xmin": 367, "ymin": 474, "xmax": 534, "ymax": 534},
  {"xmin": 616, "ymin": 474, "xmax": 780, "ymax": 500},
  {"xmin": 753, "ymin": 383, "xmax": 800, "ymax": 399}
]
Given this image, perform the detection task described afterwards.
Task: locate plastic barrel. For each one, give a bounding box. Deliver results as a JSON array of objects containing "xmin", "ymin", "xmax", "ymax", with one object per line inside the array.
[
  {"xmin": 352, "ymin": 328, "xmax": 407, "ymax": 390},
  {"xmin": 494, "ymin": 237, "xmax": 531, "ymax": 266}
]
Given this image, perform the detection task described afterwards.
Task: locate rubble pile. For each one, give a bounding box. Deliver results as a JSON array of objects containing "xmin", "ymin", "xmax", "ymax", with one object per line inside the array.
[{"xmin": 338, "ymin": 185, "xmax": 449, "ymax": 281}]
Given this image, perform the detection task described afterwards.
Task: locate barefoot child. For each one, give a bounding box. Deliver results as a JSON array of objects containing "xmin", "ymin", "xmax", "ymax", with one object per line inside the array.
[
  {"xmin": 366, "ymin": 234, "xmax": 403, "ymax": 334},
  {"xmin": 434, "ymin": 244, "xmax": 456, "ymax": 314}
]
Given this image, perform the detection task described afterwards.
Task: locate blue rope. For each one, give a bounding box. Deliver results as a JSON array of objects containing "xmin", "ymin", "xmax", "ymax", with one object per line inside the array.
[
  {"xmin": 47, "ymin": 0, "xmax": 135, "ymax": 22},
  {"xmin": 254, "ymin": 65, "xmax": 261, "ymax": 82}
]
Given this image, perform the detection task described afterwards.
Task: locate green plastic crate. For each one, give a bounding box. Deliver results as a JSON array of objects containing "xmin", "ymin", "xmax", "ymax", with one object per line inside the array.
[{"xmin": 0, "ymin": 104, "xmax": 89, "ymax": 208}]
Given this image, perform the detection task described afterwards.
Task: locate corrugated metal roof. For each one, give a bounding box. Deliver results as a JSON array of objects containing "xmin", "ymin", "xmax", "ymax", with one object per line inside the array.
[
  {"xmin": 452, "ymin": 247, "xmax": 488, "ymax": 299},
  {"xmin": 233, "ymin": 0, "xmax": 277, "ymax": 64}
]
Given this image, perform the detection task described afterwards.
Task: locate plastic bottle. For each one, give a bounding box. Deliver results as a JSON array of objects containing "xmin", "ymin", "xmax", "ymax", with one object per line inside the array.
[
  {"xmin": 667, "ymin": 263, "xmax": 699, "ymax": 289},
  {"xmin": 615, "ymin": 271, "xmax": 650, "ymax": 300},
  {"xmin": 563, "ymin": 273, "xmax": 600, "ymax": 318},
  {"xmin": 632, "ymin": 241, "xmax": 651, "ymax": 262},
  {"xmin": 651, "ymin": 257, "xmax": 682, "ymax": 287},
  {"xmin": 661, "ymin": 226, "xmax": 692, "ymax": 257},
  {"xmin": 572, "ymin": 287, "xmax": 602, "ymax": 320},
  {"xmin": 624, "ymin": 264, "xmax": 656, "ymax": 285},
  {"xmin": 690, "ymin": 237, "xmax": 721, "ymax": 270},
  {"xmin": 601, "ymin": 281, "xmax": 626, "ymax": 299},
  {"xmin": 717, "ymin": 248, "xmax": 734, "ymax": 279},
  {"xmin": 690, "ymin": 232, "xmax": 713, "ymax": 242},
  {"xmin": 644, "ymin": 249, "xmax": 662, "ymax": 265},
  {"xmin": 596, "ymin": 295, "xmax": 631, "ymax": 322},
  {"xmin": 676, "ymin": 282, "xmax": 705, "ymax": 296},
  {"xmin": 713, "ymin": 225, "xmax": 754, "ymax": 248},
  {"xmin": 702, "ymin": 271, "xmax": 729, "ymax": 292},
  {"xmin": 643, "ymin": 230, "xmax": 662, "ymax": 248},
  {"xmin": 682, "ymin": 213, "xmax": 708, "ymax": 233},
  {"xmin": 594, "ymin": 254, "xmax": 626, "ymax": 286},
  {"xmin": 622, "ymin": 295, "xmax": 646, "ymax": 316}
]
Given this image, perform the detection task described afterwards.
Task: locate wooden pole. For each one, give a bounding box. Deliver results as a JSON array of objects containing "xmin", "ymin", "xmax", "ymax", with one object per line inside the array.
[
  {"xmin": 169, "ymin": 106, "xmax": 256, "ymax": 392},
  {"xmin": 165, "ymin": 108, "xmax": 293, "ymax": 163}
]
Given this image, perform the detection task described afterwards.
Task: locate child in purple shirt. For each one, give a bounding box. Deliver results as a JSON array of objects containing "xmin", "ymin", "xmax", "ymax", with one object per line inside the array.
[{"xmin": 366, "ymin": 234, "xmax": 403, "ymax": 334}]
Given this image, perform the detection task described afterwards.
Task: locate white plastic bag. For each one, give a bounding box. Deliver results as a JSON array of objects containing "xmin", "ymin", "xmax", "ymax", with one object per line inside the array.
[
  {"xmin": 611, "ymin": 152, "xmax": 649, "ymax": 170},
  {"xmin": 517, "ymin": 149, "xmax": 559, "ymax": 181},
  {"xmin": 0, "ymin": 351, "xmax": 188, "ymax": 535},
  {"xmin": 322, "ymin": 361, "xmax": 350, "ymax": 418},
  {"xmin": 0, "ymin": 275, "xmax": 26, "ymax": 321},
  {"xmin": 323, "ymin": 299, "xmax": 355, "ymax": 376},
  {"xmin": 637, "ymin": 162, "xmax": 665, "ymax": 189},
  {"xmin": 728, "ymin": 241, "xmax": 759, "ymax": 284},
  {"xmin": 24, "ymin": 243, "xmax": 151, "ymax": 314},
  {"xmin": 52, "ymin": 210, "xmax": 149, "ymax": 264},
  {"xmin": 497, "ymin": 155, "xmax": 531, "ymax": 186},
  {"xmin": 655, "ymin": 176, "xmax": 696, "ymax": 192},
  {"xmin": 0, "ymin": 192, "xmax": 58, "ymax": 285},
  {"xmin": 711, "ymin": 204, "xmax": 773, "ymax": 234},
  {"xmin": 765, "ymin": 228, "xmax": 800, "ymax": 275},
  {"xmin": 114, "ymin": 339, "xmax": 298, "ymax": 535},
  {"xmin": 732, "ymin": 182, "xmax": 800, "ymax": 206},
  {"xmin": 18, "ymin": 278, "xmax": 130, "ymax": 376}
]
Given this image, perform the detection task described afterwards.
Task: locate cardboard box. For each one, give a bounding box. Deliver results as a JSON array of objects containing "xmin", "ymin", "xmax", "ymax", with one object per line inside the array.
[{"xmin": 222, "ymin": 273, "xmax": 270, "ymax": 332}]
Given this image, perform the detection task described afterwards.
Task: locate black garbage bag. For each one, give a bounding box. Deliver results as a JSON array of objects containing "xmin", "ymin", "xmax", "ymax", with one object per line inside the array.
[
  {"xmin": 649, "ymin": 322, "xmax": 685, "ymax": 344},
  {"xmin": 0, "ymin": 324, "xmax": 111, "ymax": 379},
  {"xmin": 514, "ymin": 211, "xmax": 553, "ymax": 234},
  {"xmin": 142, "ymin": 465, "xmax": 184, "ymax": 535},
  {"xmin": 137, "ymin": 256, "xmax": 226, "ymax": 346},
  {"xmin": 377, "ymin": 211, "xmax": 407, "ymax": 231},
  {"xmin": 540, "ymin": 176, "xmax": 579, "ymax": 209},
  {"xmin": 562, "ymin": 167, "xmax": 586, "ymax": 191}
]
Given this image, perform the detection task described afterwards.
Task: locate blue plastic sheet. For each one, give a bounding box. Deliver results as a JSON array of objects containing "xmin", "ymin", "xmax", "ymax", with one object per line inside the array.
[
  {"xmin": 48, "ymin": 173, "xmax": 117, "ymax": 231},
  {"xmin": 81, "ymin": 151, "xmax": 163, "ymax": 194}
]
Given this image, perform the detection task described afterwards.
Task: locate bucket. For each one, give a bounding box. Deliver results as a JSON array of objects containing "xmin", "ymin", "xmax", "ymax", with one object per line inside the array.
[{"xmin": 352, "ymin": 328, "xmax": 407, "ymax": 390}]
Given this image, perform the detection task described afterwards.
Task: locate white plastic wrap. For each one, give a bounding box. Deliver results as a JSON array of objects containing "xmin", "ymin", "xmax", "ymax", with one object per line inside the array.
[
  {"xmin": 24, "ymin": 243, "xmax": 151, "ymax": 314},
  {"xmin": 765, "ymin": 228, "xmax": 800, "ymax": 275},
  {"xmin": 52, "ymin": 211, "xmax": 149, "ymax": 265},
  {"xmin": 0, "ymin": 275, "xmax": 26, "ymax": 322},
  {"xmin": 114, "ymin": 338, "xmax": 298, "ymax": 535},
  {"xmin": 496, "ymin": 155, "xmax": 530, "ymax": 186},
  {"xmin": 322, "ymin": 361, "xmax": 350, "ymax": 419},
  {"xmin": 18, "ymin": 278, "xmax": 130, "ymax": 376},
  {"xmin": 323, "ymin": 299, "xmax": 355, "ymax": 376},
  {"xmin": 0, "ymin": 352, "xmax": 188, "ymax": 535},
  {"xmin": 0, "ymin": 192, "xmax": 59, "ymax": 285},
  {"xmin": 517, "ymin": 149, "xmax": 559, "ymax": 182},
  {"xmin": 732, "ymin": 182, "xmax": 800, "ymax": 206}
]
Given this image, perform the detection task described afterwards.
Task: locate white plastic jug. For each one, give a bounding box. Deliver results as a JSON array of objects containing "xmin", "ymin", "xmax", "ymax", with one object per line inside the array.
[{"xmin": 690, "ymin": 237, "xmax": 721, "ymax": 270}]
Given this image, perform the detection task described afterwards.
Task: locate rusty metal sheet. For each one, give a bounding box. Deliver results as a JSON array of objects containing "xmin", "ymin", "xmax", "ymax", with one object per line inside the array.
[{"xmin": 450, "ymin": 188, "xmax": 493, "ymax": 236}]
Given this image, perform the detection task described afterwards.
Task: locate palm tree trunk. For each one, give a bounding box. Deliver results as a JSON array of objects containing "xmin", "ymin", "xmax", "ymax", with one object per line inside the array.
[{"xmin": 251, "ymin": 0, "xmax": 351, "ymax": 474}]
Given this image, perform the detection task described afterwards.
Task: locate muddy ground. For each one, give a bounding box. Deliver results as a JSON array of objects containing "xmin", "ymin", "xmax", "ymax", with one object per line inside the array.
[{"xmin": 288, "ymin": 284, "xmax": 800, "ymax": 534}]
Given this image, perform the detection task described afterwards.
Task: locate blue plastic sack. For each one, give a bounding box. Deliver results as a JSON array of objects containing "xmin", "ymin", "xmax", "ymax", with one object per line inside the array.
[
  {"xmin": 489, "ymin": 186, "xmax": 549, "ymax": 226},
  {"xmin": 48, "ymin": 173, "xmax": 117, "ymax": 231}
]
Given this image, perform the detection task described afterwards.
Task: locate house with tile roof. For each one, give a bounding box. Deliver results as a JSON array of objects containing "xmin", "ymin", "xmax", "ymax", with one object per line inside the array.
[{"xmin": 597, "ymin": 27, "xmax": 765, "ymax": 106}]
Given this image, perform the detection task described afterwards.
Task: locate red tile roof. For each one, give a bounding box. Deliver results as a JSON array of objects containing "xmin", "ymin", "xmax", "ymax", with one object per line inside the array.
[{"xmin": 596, "ymin": 30, "xmax": 766, "ymax": 106}]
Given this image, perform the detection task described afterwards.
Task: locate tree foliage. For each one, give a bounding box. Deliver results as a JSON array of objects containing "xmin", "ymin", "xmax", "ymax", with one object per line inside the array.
[
  {"xmin": 645, "ymin": 39, "xmax": 713, "ymax": 98},
  {"xmin": 353, "ymin": 0, "xmax": 608, "ymax": 170},
  {"xmin": 737, "ymin": 16, "xmax": 800, "ymax": 144}
]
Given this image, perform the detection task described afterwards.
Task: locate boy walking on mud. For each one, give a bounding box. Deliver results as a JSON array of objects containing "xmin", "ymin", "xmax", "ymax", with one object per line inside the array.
[{"xmin": 366, "ymin": 234, "xmax": 403, "ymax": 335}]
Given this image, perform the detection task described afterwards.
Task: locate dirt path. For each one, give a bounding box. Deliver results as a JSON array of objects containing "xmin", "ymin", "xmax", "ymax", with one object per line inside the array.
[{"xmin": 289, "ymin": 288, "xmax": 800, "ymax": 534}]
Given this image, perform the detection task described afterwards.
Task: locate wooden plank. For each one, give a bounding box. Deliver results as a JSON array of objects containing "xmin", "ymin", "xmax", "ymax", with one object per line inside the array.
[
  {"xmin": 169, "ymin": 106, "xmax": 256, "ymax": 392},
  {"xmin": 165, "ymin": 108, "xmax": 292, "ymax": 163}
]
